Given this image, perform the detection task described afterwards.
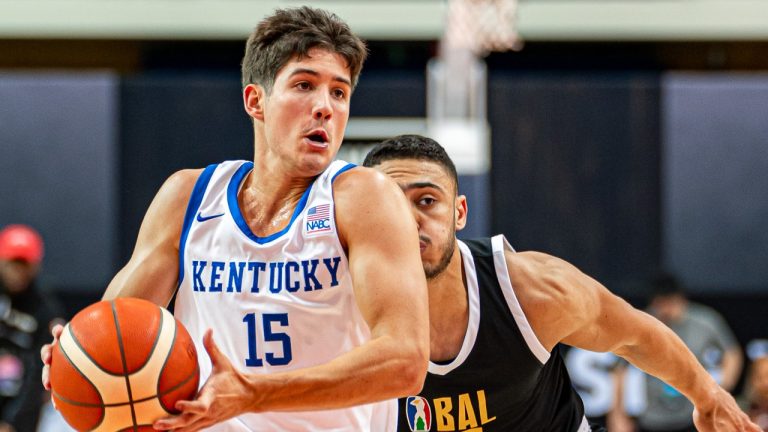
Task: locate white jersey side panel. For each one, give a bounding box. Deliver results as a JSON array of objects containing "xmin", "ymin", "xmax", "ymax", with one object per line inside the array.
[{"xmin": 174, "ymin": 160, "xmax": 396, "ymax": 431}]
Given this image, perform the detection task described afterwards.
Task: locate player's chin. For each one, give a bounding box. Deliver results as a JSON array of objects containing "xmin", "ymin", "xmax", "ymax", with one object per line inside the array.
[{"xmin": 300, "ymin": 153, "xmax": 335, "ymax": 174}]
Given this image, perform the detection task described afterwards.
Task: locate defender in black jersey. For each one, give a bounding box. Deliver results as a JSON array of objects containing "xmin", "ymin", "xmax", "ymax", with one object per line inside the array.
[{"xmin": 363, "ymin": 135, "xmax": 759, "ymax": 432}]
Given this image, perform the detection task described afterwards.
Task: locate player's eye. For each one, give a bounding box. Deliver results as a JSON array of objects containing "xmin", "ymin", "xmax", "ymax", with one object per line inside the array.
[
  {"xmin": 418, "ymin": 197, "xmax": 436, "ymax": 206},
  {"xmin": 296, "ymin": 81, "xmax": 312, "ymax": 90},
  {"xmin": 332, "ymin": 88, "xmax": 346, "ymax": 99}
]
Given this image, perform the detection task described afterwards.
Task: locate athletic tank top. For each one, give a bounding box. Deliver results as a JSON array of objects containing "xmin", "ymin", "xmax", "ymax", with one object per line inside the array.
[
  {"xmin": 174, "ymin": 160, "xmax": 396, "ymax": 431},
  {"xmin": 397, "ymin": 235, "xmax": 588, "ymax": 432}
]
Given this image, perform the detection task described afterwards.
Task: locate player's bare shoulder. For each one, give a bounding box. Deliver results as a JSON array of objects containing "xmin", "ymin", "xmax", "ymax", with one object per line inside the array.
[
  {"xmin": 331, "ymin": 166, "xmax": 407, "ymax": 216},
  {"xmin": 504, "ymin": 250, "xmax": 601, "ymax": 349},
  {"xmin": 139, "ymin": 168, "xmax": 206, "ymax": 246},
  {"xmin": 160, "ymin": 168, "xmax": 204, "ymax": 205},
  {"xmin": 331, "ymin": 165, "xmax": 399, "ymax": 199},
  {"xmin": 331, "ymin": 165, "xmax": 415, "ymax": 247}
]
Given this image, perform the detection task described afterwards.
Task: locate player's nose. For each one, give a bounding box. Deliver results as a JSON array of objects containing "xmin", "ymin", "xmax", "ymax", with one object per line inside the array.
[{"xmin": 312, "ymin": 91, "xmax": 332, "ymax": 120}]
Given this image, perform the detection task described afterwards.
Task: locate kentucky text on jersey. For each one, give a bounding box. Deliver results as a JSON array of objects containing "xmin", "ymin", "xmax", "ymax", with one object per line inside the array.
[{"xmin": 190, "ymin": 257, "xmax": 342, "ymax": 293}]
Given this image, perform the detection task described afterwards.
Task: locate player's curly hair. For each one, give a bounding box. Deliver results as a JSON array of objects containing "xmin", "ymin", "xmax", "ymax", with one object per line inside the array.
[
  {"xmin": 241, "ymin": 6, "xmax": 368, "ymax": 92},
  {"xmin": 363, "ymin": 134, "xmax": 459, "ymax": 192}
]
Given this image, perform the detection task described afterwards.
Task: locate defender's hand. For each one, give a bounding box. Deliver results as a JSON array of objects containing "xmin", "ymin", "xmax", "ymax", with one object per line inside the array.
[{"xmin": 693, "ymin": 388, "xmax": 761, "ymax": 432}]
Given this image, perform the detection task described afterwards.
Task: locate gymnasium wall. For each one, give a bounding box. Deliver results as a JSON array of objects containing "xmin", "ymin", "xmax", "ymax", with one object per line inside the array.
[{"xmin": 0, "ymin": 73, "xmax": 119, "ymax": 290}]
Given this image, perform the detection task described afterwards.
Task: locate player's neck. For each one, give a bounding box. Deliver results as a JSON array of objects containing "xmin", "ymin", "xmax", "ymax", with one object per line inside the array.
[
  {"xmin": 238, "ymin": 162, "xmax": 314, "ymax": 238},
  {"xmin": 427, "ymin": 242, "xmax": 469, "ymax": 362}
]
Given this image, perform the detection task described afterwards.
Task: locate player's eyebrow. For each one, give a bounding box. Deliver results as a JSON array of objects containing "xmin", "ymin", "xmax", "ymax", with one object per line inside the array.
[
  {"xmin": 288, "ymin": 68, "xmax": 352, "ymax": 87},
  {"xmin": 402, "ymin": 181, "xmax": 444, "ymax": 192}
]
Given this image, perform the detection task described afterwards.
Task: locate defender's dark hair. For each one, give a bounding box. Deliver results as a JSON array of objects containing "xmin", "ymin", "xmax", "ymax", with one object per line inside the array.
[
  {"xmin": 363, "ymin": 134, "xmax": 459, "ymax": 191},
  {"xmin": 241, "ymin": 6, "xmax": 368, "ymax": 91}
]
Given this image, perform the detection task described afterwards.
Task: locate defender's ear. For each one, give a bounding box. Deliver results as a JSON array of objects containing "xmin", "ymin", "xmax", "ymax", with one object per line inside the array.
[{"xmin": 455, "ymin": 195, "xmax": 468, "ymax": 232}]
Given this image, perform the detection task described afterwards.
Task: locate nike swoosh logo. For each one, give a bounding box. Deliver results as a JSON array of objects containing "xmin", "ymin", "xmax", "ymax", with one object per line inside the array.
[{"xmin": 196, "ymin": 212, "xmax": 225, "ymax": 222}]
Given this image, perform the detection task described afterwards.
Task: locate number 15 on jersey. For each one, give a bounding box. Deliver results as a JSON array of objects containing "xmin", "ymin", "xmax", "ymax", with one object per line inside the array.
[{"xmin": 243, "ymin": 313, "xmax": 293, "ymax": 367}]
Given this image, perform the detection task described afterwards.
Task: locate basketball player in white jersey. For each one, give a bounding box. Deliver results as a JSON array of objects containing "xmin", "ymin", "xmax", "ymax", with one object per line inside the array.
[
  {"xmin": 42, "ymin": 7, "xmax": 429, "ymax": 431},
  {"xmin": 363, "ymin": 135, "xmax": 760, "ymax": 432}
]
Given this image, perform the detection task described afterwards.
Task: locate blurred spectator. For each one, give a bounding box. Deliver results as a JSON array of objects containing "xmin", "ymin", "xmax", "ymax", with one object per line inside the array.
[
  {"xmin": 739, "ymin": 356, "xmax": 768, "ymax": 430},
  {"xmin": 565, "ymin": 347, "xmax": 622, "ymax": 427},
  {"xmin": 0, "ymin": 225, "xmax": 63, "ymax": 432},
  {"xmin": 616, "ymin": 272, "xmax": 744, "ymax": 432}
]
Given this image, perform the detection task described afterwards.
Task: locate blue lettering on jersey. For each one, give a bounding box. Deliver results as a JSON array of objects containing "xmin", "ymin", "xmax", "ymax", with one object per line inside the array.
[
  {"xmin": 227, "ymin": 262, "xmax": 246, "ymax": 293},
  {"xmin": 302, "ymin": 259, "xmax": 321, "ymax": 291},
  {"xmin": 285, "ymin": 261, "xmax": 300, "ymax": 292},
  {"xmin": 193, "ymin": 260, "xmax": 207, "ymax": 292},
  {"xmin": 210, "ymin": 261, "xmax": 225, "ymax": 292},
  {"xmin": 269, "ymin": 262, "xmax": 284, "ymax": 294},
  {"xmin": 323, "ymin": 257, "xmax": 341, "ymax": 287},
  {"xmin": 248, "ymin": 262, "xmax": 266, "ymax": 293},
  {"xmin": 188, "ymin": 257, "xmax": 342, "ymax": 295},
  {"xmin": 306, "ymin": 219, "xmax": 330, "ymax": 231}
]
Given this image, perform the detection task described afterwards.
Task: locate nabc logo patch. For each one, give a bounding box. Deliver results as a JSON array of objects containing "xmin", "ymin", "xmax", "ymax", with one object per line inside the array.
[
  {"xmin": 405, "ymin": 396, "xmax": 432, "ymax": 431},
  {"xmin": 305, "ymin": 204, "xmax": 332, "ymax": 235}
]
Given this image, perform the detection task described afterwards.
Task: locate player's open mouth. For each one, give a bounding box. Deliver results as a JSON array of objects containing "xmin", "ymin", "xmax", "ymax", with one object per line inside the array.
[{"xmin": 304, "ymin": 130, "xmax": 329, "ymax": 148}]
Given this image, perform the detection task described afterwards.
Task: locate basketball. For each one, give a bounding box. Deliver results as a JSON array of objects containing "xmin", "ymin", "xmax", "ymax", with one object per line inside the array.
[{"xmin": 49, "ymin": 297, "xmax": 200, "ymax": 431}]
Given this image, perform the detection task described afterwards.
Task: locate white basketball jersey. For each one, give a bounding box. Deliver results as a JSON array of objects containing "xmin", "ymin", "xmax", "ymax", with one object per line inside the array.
[{"xmin": 174, "ymin": 160, "xmax": 396, "ymax": 431}]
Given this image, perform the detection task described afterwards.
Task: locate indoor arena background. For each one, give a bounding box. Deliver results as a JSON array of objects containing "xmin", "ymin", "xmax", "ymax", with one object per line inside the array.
[{"xmin": 1, "ymin": 1, "xmax": 767, "ymax": 429}]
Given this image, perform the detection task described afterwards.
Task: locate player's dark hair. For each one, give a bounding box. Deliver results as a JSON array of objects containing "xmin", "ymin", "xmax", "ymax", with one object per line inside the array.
[
  {"xmin": 363, "ymin": 134, "xmax": 459, "ymax": 192},
  {"xmin": 241, "ymin": 6, "xmax": 368, "ymax": 92}
]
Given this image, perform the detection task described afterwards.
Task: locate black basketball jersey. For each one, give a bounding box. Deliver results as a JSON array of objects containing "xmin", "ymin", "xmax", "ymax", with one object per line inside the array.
[{"xmin": 396, "ymin": 235, "xmax": 587, "ymax": 432}]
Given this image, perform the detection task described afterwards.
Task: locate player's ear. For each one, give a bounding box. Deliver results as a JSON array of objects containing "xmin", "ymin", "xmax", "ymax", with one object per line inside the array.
[
  {"xmin": 455, "ymin": 194, "xmax": 468, "ymax": 232},
  {"xmin": 243, "ymin": 84, "xmax": 265, "ymax": 120}
]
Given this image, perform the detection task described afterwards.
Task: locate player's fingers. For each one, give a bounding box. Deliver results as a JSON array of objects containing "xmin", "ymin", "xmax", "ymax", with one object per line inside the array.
[
  {"xmin": 202, "ymin": 329, "xmax": 228, "ymax": 368},
  {"xmin": 153, "ymin": 411, "xmax": 199, "ymax": 430},
  {"xmin": 52, "ymin": 323, "xmax": 64, "ymax": 338},
  {"xmin": 175, "ymin": 400, "xmax": 207, "ymax": 415},
  {"xmin": 41, "ymin": 364, "xmax": 50, "ymax": 390},
  {"xmin": 40, "ymin": 344, "xmax": 51, "ymax": 364},
  {"xmin": 747, "ymin": 419, "xmax": 762, "ymax": 432}
]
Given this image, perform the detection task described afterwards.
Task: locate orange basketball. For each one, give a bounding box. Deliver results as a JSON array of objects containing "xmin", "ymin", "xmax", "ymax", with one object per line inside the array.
[{"xmin": 49, "ymin": 297, "xmax": 199, "ymax": 431}]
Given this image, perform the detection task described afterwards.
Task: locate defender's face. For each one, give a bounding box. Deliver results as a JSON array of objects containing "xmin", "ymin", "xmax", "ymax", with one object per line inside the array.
[
  {"xmin": 254, "ymin": 48, "xmax": 352, "ymax": 176},
  {"xmin": 374, "ymin": 159, "xmax": 466, "ymax": 278}
]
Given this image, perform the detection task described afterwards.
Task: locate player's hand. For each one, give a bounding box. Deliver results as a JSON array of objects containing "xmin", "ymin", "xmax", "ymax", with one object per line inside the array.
[
  {"xmin": 41, "ymin": 323, "xmax": 64, "ymax": 391},
  {"xmin": 153, "ymin": 329, "xmax": 252, "ymax": 431},
  {"xmin": 692, "ymin": 387, "xmax": 761, "ymax": 432}
]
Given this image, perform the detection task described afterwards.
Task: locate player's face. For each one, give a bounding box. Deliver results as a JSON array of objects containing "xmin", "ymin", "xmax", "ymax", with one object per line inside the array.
[
  {"xmin": 246, "ymin": 48, "xmax": 352, "ymax": 176},
  {"xmin": 374, "ymin": 159, "xmax": 467, "ymax": 279}
]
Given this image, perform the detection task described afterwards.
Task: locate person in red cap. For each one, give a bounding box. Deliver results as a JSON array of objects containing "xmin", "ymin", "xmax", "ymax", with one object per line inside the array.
[
  {"xmin": 0, "ymin": 225, "xmax": 45, "ymax": 293},
  {"xmin": 0, "ymin": 224, "xmax": 62, "ymax": 432}
]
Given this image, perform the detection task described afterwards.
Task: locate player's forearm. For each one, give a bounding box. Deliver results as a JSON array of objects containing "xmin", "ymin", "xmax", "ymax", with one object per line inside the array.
[
  {"xmin": 241, "ymin": 333, "xmax": 427, "ymax": 413},
  {"xmin": 614, "ymin": 317, "xmax": 720, "ymax": 408}
]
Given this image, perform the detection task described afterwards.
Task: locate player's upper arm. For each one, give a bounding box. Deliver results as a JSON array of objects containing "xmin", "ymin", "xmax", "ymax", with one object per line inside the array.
[
  {"xmin": 333, "ymin": 167, "xmax": 429, "ymax": 350},
  {"xmin": 508, "ymin": 250, "xmax": 645, "ymax": 353},
  {"xmin": 103, "ymin": 169, "xmax": 202, "ymax": 306}
]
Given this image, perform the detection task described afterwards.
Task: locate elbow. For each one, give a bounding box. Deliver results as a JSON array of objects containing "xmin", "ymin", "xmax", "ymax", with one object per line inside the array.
[{"xmin": 396, "ymin": 343, "xmax": 429, "ymax": 395}]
